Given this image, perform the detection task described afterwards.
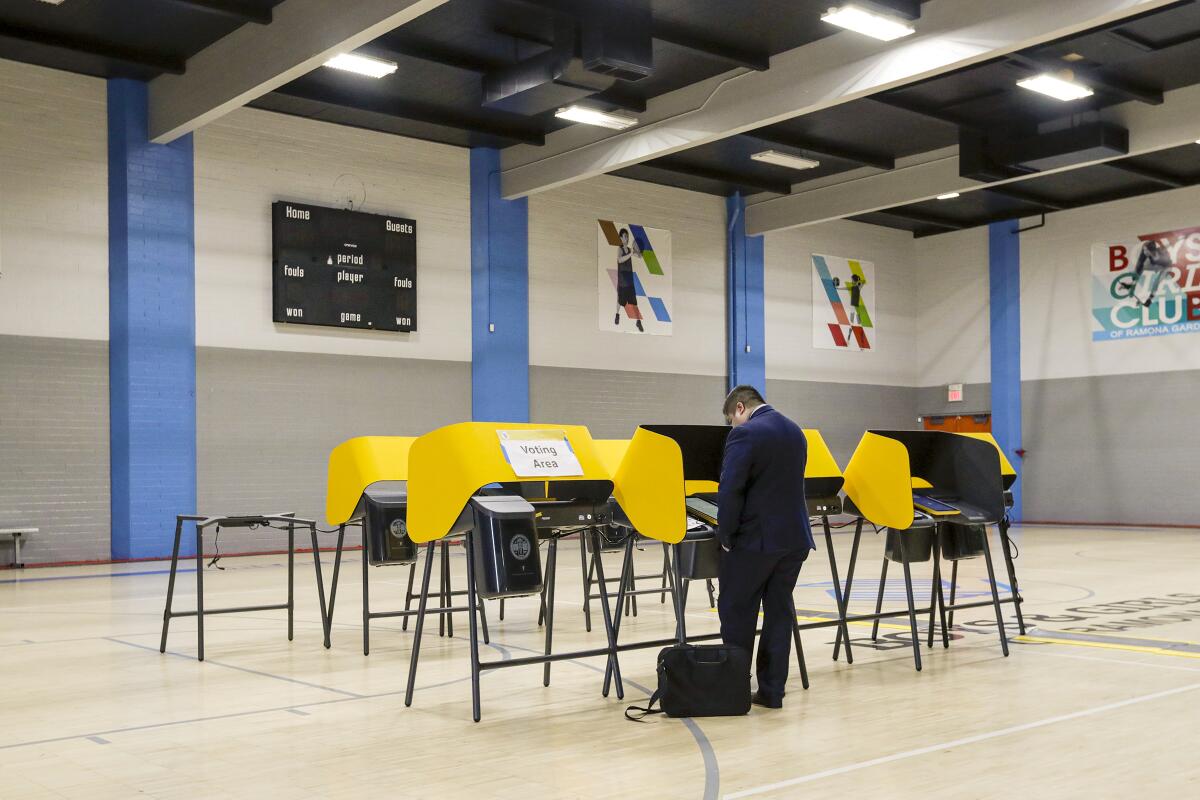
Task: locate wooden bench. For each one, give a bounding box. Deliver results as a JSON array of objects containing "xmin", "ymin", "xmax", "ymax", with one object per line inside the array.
[{"xmin": 0, "ymin": 528, "xmax": 35, "ymax": 567}]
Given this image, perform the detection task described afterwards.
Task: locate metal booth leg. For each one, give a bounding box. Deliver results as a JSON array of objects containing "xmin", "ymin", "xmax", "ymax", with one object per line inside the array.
[
  {"xmin": 823, "ymin": 517, "xmax": 854, "ymax": 662},
  {"xmin": 159, "ymin": 517, "xmax": 184, "ymax": 653},
  {"xmin": 444, "ymin": 540, "xmax": 454, "ymax": 639},
  {"xmin": 195, "ymin": 523, "xmax": 205, "ymax": 662},
  {"xmin": 325, "ymin": 524, "xmax": 346, "ymax": 648},
  {"xmin": 463, "ymin": 531, "xmax": 484, "ymax": 722},
  {"xmin": 401, "ymin": 560, "xmax": 416, "ymax": 631},
  {"xmin": 307, "ymin": 521, "xmax": 328, "ymax": 649},
  {"xmin": 706, "ymin": 579, "xmax": 716, "ymax": 609},
  {"xmin": 581, "ymin": 538, "xmax": 594, "ymax": 632},
  {"xmin": 362, "ymin": 537, "xmax": 371, "ymax": 656},
  {"xmin": 404, "ymin": 542, "xmax": 438, "ymax": 707},
  {"xmin": 287, "ymin": 521, "xmax": 295, "ymax": 642},
  {"xmin": 660, "ymin": 544, "xmax": 670, "ymax": 603},
  {"xmin": 999, "ymin": 520, "xmax": 1027, "ymax": 635},
  {"xmin": 596, "ymin": 532, "xmax": 628, "ymax": 700},
  {"xmin": 474, "ymin": 539, "xmax": 490, "ymax": 646},
  {"xmin": 897, "ymin": 535, "xmax": 922, "ymax": 672},
  {"xmin": 438, "ymin": 541, "xmax": 449, "ymax": 638},
  {"xmin": 601, "ymin": 536, "xmax": 634, "ymax": 697},
  {"xmin": 833, "ymin": 519, "xmax": 863, "ymax": 663},
  {"xmin": 947, "ymin": 560, "xmax": 958, "ymax": 630},
  {"xmin": 981, "ymin": 528, "xmax": 1011, "ymax": 657},
  {"xmin": 790, "ymin": 598, "xmax": 810, "ymax": 690},
  {"xmin": 542, "ymin": 537, "xmax": 559, "ymax": 686},
  {"xmin": 870, "ymin": 557, "xmax": 888, "ymax": 642},
  {"xmin": 499, "ymin": 597, "xmax": 505, "ymax": 622},
  {"xmin": 927, "ymin": 530, "xmax": 941, "ymax": 650}
]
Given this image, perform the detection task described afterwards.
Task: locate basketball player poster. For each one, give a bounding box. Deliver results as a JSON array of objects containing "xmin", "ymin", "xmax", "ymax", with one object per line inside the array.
[
  {"xmin": 1091, "ymin": 225, "xmax": 1200, "ymax": 342},
  {"xmin": 597, "ymin": 220, "xmax": 673, "ymax": 335},
  {"xmin": 812, "ymin": 253, "xmax": 876, "ymax": 351}
]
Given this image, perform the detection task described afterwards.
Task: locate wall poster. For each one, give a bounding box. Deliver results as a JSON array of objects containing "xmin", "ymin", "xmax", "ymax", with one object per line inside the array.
[
  {"xmin": 812, "ymin": 253, "xmax": 876, "ymax": 351},
  {"xmin": 1092, "ymin": 225, "xmax": 1200, "ymax": 341},
  {"xmin": 597, "ymin": 220, "xmax": 672, "ymax": 335}
]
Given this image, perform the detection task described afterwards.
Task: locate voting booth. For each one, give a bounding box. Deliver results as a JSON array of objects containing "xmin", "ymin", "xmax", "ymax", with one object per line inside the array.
[
  {"xmin": 842, "ymin": 430, "xmax": 1020, "ymax": 671},
  {"xmin": 323, "ymin": 436, "xmax": 487, "ymax": 654}
]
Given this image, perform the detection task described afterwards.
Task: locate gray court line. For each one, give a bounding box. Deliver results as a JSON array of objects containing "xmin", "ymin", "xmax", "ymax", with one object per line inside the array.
[
  {"xmin": 1029, "ymin": 629, "xmax": 1200, "ymax": 653},
  {"xmin": 103, "ymin": 637, "xmax": 364, "ymax": 698},
  {"xmin": 722, "ymin": 681, "xmax": 1200, "ymax": 799},
  {"xmin": 86, "ymin": 736, "xmax": 110, "ymax": 745},
  {"xmin": 0, "ymin": 636, "xmax": 512, "ymax": 752}
]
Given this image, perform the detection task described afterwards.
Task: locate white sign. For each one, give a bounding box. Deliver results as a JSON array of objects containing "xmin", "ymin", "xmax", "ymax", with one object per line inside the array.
[
  {"xmin": 497, "ymin": 430, "xmax": 584, "ymax": 478},
  {"xmin": 948, "ymin": 383, "xmax": 963, "ymax": 403}
]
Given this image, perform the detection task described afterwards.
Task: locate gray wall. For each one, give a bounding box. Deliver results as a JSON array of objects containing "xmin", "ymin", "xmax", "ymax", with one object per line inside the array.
[
  {"xmin": 1022, "ymin": 369, "xmax": 1200, "ymax": 525},
  {"xmin": 766, "ymin": 379, "xmax": 919, "ymax": 466},
  {"xmin": 916, "ymin": 382, "xmax": 991, "ymax": 417},
  {"xmin": 530, "ymin": 366, "xmax": 726, "ymax": 438},
  {"xmin": 196, "ymin": 347, "xmax": 470, "ymax": 551},
  {"xmin": 0, "ymin": 335, "xmax": 110, "ymax": 564}
]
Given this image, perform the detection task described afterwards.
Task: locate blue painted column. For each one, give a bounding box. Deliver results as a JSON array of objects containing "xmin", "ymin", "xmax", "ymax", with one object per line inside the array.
[
  {"xmin": 989, "ymin": 220, "xmax": 1022, "ymax": 521},
  {"xmin": 108, "ymin": 79, "xmax": 197, "ymax": 559},
  {"xmin": 470, "ymin": 148, "xmax": 529, "ymax": 422},
  {"xmin": 726, "ymin": 193, "xmax": 766, "ymax": 393}
]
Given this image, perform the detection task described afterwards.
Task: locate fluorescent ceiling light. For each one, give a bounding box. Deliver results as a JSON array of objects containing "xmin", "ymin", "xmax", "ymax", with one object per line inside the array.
[
  {"xmin": 751, "ymin": 150, "xmax": 821, "ymax": 170},
  {"xmin": 555, "ymin": 105, "xmax": 638, "ymax": 130},
  {"xmin": 1016, "ymin": 73, "xmax": 1094, "ymax": 101},
  {"xmin": 821, "ymin": 5, "xmax": 916, "ymax": 42},
  {"xmin": 323, "ymin": 52, "xmax": 398, "ymax": 79},
  {"xmin": 936, "ymin": 192, "xmax": 960, "ymax": 200}
]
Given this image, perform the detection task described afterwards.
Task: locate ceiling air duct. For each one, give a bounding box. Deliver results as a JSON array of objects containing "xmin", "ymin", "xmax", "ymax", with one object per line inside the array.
[{"xmin": 482, "ymin": 0, "xmax": 653, "ymax": 116}]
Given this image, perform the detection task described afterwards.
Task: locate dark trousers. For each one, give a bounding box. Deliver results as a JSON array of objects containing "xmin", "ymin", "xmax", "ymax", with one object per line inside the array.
[{"xmin": 717, "ymin": 547, "xmax": 807, "ymax": 698}]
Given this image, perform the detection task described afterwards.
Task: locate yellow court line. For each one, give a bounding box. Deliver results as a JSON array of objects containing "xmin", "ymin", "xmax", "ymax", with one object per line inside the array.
[
  {"xmin": 1016, "ymin": 635, "xmax": 1200, "ymax": 660},
  {"xmin": 1035, "ymin": 628, "xmax": 1200, "ymax": 647},
  {"xmin": 796, "ymin": 614, "xmax": 911, "ymax": 631}
]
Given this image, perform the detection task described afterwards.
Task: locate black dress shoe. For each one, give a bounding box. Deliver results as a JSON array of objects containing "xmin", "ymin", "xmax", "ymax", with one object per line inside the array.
[{"xmin": 751, "ymin": 691, "xmax": 783, "ymax": 709}]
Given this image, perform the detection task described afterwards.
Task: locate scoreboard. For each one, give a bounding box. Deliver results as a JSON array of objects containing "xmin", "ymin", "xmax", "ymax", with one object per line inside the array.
[{"xmin": 272, "ymin": 201, "xmax": 417, "ymax": 332}]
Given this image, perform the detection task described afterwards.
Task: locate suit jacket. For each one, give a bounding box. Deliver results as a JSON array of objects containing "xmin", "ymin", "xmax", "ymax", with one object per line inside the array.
[{"xmin": 717, "ymin": 405, "xmax": 815, "ymax": 553}]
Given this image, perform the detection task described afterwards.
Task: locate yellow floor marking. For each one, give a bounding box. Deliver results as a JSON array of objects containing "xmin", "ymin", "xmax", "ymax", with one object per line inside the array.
[
  {"xmin": 1016, "ymin": 635, "xmax": 1200, "ymax": 660},
  {"xmin": 1035, "ymin": 628, "xmax": 1200, "ymax": 647}
]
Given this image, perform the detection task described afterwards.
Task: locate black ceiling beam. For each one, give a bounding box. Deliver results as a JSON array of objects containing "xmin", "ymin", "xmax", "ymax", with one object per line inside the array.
[
  {"xmin": 649, "ymin": 22, "xmax": 770, "ymax": 71},
  {"xmin": 0, "ymin": 23, "xmax": 185, "ymax": 75},
  {"xmin": 1105, "ymin": 26, "xmax": 1200, "ymax": 53},
  {"xmin": 368, "ymin": 37, "xmax": 508, "ymax": 74},
  {"xmin": 271, "ymin": 83, "xmax": 546, "ymax": 146},
  {"xmin": 1103, "ymin": 160, "xmax": 1189, "ymax": 188},
  {"xmin": 875, "ymin": 207, "xmax": 966, "ymax": 230},
  {"xmin": 497, "ymin": 1, "xmax": 770, "ymax": 71},
  {"xmin": 639, "ymin": 158, "xmax": 792, "ymax": 195},
  {"xmin": 745, "ymin": 132, "xmax": 894, "ymax": 170},
  {"xmin": 160, "ymin": 0, "xmax": 273, "ymax": 25},
  {"xmin": 1006, "ymin": 53, "xmax": 1163, "ymax": 105},
  {"xmin": 589, "ymin": 87, "xmax": 647, "ymax": 113},
  {"xmin": 868, "ymin": 95, "xmax": 988, "ymax": 132},
  {"xmin": 984, "ymin": 185, "xmax": 1068, "ymax": 211}
]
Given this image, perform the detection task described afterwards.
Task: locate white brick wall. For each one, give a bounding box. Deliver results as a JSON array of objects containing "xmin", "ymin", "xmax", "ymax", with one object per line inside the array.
[
  {"xmin": 193, "ymin": 107, "xmax": 472, "ymax": 362},
  {"xmin": 765, "ymin": 219, "xmax": 921, "ymax": 387},
  {"xmin": 0, "ymin": 60, "xmax": 108, "ymax": 341},
  {"xmin": 529, "ymin": 174, "xmax": 727, "ymax": 376}
]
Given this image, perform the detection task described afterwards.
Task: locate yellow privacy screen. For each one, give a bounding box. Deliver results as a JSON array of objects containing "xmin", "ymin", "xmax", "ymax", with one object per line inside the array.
[
  {"xmin": 325, "ymin": 436, "xmax": 416, "ymax": 526},
  {"xmin": 803, "ymin": 429, "xmax": 841, "ymax": 479},
  {"xmin": 842, "ymin": 432, "xmax": 915, "ymax": 530},
  {"xmin": 613, "ymin": 427, "xmax": 687, "ymax": 544},
  {"xmin": 406, "ymin": 422, "xmax": 612, "ymax": 543}
]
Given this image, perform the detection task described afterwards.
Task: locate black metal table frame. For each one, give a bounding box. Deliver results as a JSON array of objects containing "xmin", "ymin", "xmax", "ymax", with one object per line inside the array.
[
  {"xmin": 323, "ymin": 519, "xmax": 490, "ymax": 654},
  {"xmin": 405, "ymin": 526, "xmax": 634, "ymax": 722},
  {"xmin": 843, "ymin": 515, "xmax": 1026, "ymax": 671},
  {"xmin": 159, "ymin": 513, "xmax": 328, "ymax": 662}
]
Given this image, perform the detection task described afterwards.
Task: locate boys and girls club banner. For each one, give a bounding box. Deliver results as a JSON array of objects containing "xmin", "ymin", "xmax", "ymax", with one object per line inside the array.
[
  {"xmin": 597, "ymin": 219, "xmax": 673, "ymax": 335},
  {"xmin": 812, "ymin": 253, "xmax": 876, "ymax": 351},
  {"xmin": 1092, "ymin": 225, "xmax": 1200, "ymax": 341}
]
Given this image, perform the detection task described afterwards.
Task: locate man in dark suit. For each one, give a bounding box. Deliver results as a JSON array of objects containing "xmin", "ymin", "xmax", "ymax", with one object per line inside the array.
[{"xmin": 717, "ymin": 385, "xmax": 815, "ymax": 708}]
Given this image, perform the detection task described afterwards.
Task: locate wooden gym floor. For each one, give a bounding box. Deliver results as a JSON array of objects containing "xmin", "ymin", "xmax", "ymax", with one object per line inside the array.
[{"xmin": 1, "ymin": 524, "xmax": 1198, "ymax": 799}]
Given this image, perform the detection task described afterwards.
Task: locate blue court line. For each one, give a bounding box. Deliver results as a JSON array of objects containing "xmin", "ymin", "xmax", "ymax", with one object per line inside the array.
[{"xmin": 0, "ymin": 568, "xmax": 193, "ymax": 585}]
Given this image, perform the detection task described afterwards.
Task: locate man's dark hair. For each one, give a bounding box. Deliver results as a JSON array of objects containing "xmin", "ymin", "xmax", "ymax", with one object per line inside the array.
[{"xmin": 723, "ymin": 385, "xmax": 765, "ymax": 417}]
